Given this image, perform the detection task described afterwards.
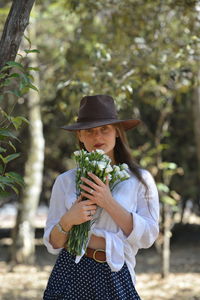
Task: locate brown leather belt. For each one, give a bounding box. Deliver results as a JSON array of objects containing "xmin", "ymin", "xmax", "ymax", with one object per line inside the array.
[{"xmin": 85, "ymin": 247, "xmax": 106, "ymax": 263}]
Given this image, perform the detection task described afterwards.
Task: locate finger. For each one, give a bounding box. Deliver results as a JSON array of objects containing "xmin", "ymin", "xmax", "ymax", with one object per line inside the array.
[
  {"xmin": 80, "ymin": 184, "xmax": 96, "ymax": 194},
  {"xmin": 80, "ymin": 177, "xmax": 99, "ymax": 190},
  {"xmin": 84, "ymin": 204, "xmax": 97, "ymax": 211},
  {"xmin": 74, "ymin": 194, "xmax": 82, "ymax": 203},
  {"xmin": 80, "ymin": 199, "xmax": 96, "ymax": 206},
  {"xmin": 106, "ymin": 175, "xmax": 109, "ymax": 186},
  {"xmin": 86, "ymin": 209, "xmax": 96, "ymax": 217},
  {"xmin": 87, "ymin": 172, "xmax": 104, "ymax": 186},
  {"xmin": 81, "ymin": 191, "xmax": 94, "ymax": 201}
]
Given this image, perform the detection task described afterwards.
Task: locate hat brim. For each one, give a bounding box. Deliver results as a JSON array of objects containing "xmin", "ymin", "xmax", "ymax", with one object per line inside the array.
[{"xmin": 61, "ymin": 119, "xmax": 141, "ymax": 131}]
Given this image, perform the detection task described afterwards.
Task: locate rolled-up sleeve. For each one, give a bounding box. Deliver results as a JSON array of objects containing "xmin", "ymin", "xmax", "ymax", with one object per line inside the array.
[
  {"xmin": 127, "ymin": 170, "xmax": 159, "ymax": 249},
  {"xmin": 43, "ymin": 175, "xmax": 68, "ymax": 255}
]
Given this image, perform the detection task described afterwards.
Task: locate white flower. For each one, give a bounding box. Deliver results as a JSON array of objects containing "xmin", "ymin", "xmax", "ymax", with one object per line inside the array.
[
  {"xmin": 107, "ymin": 174, "xmax": 112, "ymax": 180},
  {"xmin": 105, "ymin": 165, "xmax": 113, "ymax": 173},
  {"xmin": 97, "ymin": 161, "xmax": 107, "ymax": 171},
  {"xmin": 74, "ymin": 150, "xmax": 82, "ymax": 156},
  {"xmin": 120, "ymin": 163, "xmax": 129, "ymax": 170},
  {"xmin": 120, "ymin": 170, "xmax": 130, "ymax": 179},
  {"xmin": 91, "ymin": 161, "xmax": 97, "ymax": 166},
  {"xmin": 96, "ymin": 149, "xmax": 105, "ymax": 155},
  {"xmin": 113, "ymin": 165, "xmax": 120, "ymax": 172}
]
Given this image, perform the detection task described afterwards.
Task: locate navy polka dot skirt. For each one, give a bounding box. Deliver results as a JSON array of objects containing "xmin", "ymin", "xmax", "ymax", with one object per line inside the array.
[{"xmin": 43, "ymin": 248, "xmax": 141, "ymax": 300}]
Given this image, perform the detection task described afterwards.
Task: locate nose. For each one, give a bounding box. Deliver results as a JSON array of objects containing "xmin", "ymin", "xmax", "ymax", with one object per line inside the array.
[{"xmin": 93, "ymin": 130, "xmax": 102, "ymax": 138}]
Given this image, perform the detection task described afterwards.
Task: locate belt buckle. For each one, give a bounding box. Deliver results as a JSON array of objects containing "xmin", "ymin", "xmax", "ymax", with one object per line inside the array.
[{"xmin": 93, "ymin": 249, "xmax": 106, "ymax": 263}]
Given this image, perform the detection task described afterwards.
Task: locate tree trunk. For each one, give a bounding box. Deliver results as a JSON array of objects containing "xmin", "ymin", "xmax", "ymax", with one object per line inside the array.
[
  {"xmin": 0, "ymin": 0, "xmax": 35, "ymax": 70},
  {"xmin": 154, "ymin": 114, "xmax": 172, "ymax": 278},
  {"xmin": 192, "ymin": 77, "xmax": 200, "ymax": 183},
  {"xmin": 10, "ymin": 24, "xmax": 45, "ymax": 264},
  {"xmin": 161, "ymin": 203, "xmax": 172, "ymax": 278}
]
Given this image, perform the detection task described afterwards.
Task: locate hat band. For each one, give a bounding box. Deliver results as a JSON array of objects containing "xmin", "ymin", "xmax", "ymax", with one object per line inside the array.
[{"xmin": 77, "ymin": 117, "xmax": 118, "ymax": 122}]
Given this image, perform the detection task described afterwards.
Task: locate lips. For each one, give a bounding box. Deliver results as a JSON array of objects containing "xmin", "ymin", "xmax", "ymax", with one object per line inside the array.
[{"xmin": 94, "ymin": 143, "xmax": 104, "ymax": 148}]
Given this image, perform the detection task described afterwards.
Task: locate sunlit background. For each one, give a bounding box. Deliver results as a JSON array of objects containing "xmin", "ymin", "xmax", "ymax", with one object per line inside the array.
[{"xmin": 0, "ymin": 1, "xmax": 200, "ymax": 299}]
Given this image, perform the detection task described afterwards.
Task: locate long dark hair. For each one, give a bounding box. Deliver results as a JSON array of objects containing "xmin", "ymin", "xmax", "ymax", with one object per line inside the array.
[{"xmin": 114, "ymin": 124, "xmax": 148, "ymax": 191}]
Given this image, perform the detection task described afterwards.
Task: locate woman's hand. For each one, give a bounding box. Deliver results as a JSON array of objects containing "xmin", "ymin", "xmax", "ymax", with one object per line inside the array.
[
  {"xmin": 80, "ymin": 172, "xmax": 114, "ymax": 209},
  {"xmin": 79, "ymin": 172, "xmax": 133, "ymax": 237},
  {"xmin": 60, "ymin": 195, "xmax": 97, "ymax": 228}
]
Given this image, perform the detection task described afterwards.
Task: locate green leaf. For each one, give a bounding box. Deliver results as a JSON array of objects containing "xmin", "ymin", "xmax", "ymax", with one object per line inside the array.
[
  {"xmin": 6, "ymin": 61, "xmax": 24, "ymax": 70},
  {"xmin": 0, "ymin": 73, "xmax": 8, "ymax": 79},
  {"xmin": 0, "ymin": 176, "xmax": 20, "ymax": 195},
  {"xmin": 19, "ymin": 76, "xmax": 29, "ymax": 89},
  {"xmin": 24, "ymin": 49, "xmax": 40, "ymax": 54},
  {"xmin": 26, "ymin": 73, "xmax": 34, "ymax": 81},
  {"xmin": 8, "ymin": 73, "xmax": 20, "ymax": 79},
  {"xmin": 0, "ymin": 129, "xmax": 20, "ymax": 142},
  {"xmin": 0, "ymin": 183, "xmax": 5, "ymax": 191},
  {"xmin": 5, "ymin": 172, "xmax": 24, "ymax": 186},
  {"xmin": 0, "ymin": 107, "xmax": 9, "ymax": 119},
  {"xmin": 0, "ymin": 147, "xmax": 6, "ymax": 153},
  {"xmin": 162, "ymin": 195, "xmax": 177, "ymax": 206},
  {"xmin": 20, "ymin": 87, "xmax": 29, "ymax": 95},
  {"xmin": 0, "ymin": 65, "xmax": 12, "ymax": 72},
  {"xmin": 28, "ymin": 83, "xmax": 39, "ymax": 92},
  {"xmin": 10, "ymin": 185, "xmax": 19, "ymax": 194},
  {"xmin": 157, "ymin": 182, "xmax": 169, "ymax": 193},
  {"xmin": 159, "ymin": 162, "xmax": 177, "ymax": 170},
  {"xmin": 0, "ymin": 175, "xmax": 14, "ymax": 184},
  {"xmin": 3, "ymin": 153, "xmax": 20, "ymax": 163},
  {"xmin": 27, "ymin": 67, "xmax": 40, "ymax": 72},
  {"xmin": 9, "ymin": 141, "xmax": 16, "ymax": 152},
  {"xmin": 0, "ymin": 154, "xmax": 6, "ymax": 164},
  {"xmin": 18, "ymin": 116, "xmax": 29, "ymax": 124},
  {"xmin": 11, "ymin": 116, "xmax": 29, "ymax": 130},
  {"xmin": 10, "ymin": 117, "xmax": 22, "ymax": 130}
]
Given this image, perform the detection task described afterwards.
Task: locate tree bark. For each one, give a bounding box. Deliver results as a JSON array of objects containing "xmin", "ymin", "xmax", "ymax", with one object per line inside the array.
[
  {"xmin": 192, "ymin": 76, "xmax": 200, "ymax": 183},
  {"xmin": 161, "ymin": 203, "xmax": 172, "ymax": 278},
  {"xmin": 10, "ymin": 24, "xmax": 45, "ymax": 264},
  {"xmin": 0, "ymin": 0, "xmax": 35, "ymax": 70}
]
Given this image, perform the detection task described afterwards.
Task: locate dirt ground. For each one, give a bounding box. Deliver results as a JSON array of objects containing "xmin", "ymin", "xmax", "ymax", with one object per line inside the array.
[{"xmin": 0, "ymin": 225, "xmax": 200, "ymax": 300}]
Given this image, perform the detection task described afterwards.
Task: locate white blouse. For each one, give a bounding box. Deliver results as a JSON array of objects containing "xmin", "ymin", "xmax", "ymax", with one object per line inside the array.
[{"xmin": 43, "ymin": 168, "xmax": 159, "ymax": 285}]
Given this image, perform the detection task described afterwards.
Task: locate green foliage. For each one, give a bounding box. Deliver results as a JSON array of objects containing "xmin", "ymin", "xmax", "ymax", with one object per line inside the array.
[
  {"xmin": 33, "ymin": 0, "xmax": 198, "ymax": 206},
  {"xmin": 0, "ymin": 39, "xmax": 40, "ymax": 198},
  {"xmin": 133, "ymin": 143, "xmax": 183, "ymax": 207},
  {"xmin": 0, "ymin": 0, "xmax": 199, "ymax": 208}
]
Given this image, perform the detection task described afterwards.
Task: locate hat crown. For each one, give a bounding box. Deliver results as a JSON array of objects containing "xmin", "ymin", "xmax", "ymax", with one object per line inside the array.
[
  {"xmin": 61, "ymin": 94, "xmax": 141, "ymax": 131},
  {"xmin": 78, "ymin": 95, "xmax": 117, "ymax": 121}
]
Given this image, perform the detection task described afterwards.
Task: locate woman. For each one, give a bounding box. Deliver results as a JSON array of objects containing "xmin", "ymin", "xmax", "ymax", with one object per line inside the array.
[{"xmin": 43, "ymin": 95, "xmax": 159, "ymax": 300}]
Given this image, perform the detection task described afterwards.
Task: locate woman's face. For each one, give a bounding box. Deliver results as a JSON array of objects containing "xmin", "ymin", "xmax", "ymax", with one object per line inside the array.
[{"xmin": 78, "ymin": 125, "xmax": 117, "ymax": 162}]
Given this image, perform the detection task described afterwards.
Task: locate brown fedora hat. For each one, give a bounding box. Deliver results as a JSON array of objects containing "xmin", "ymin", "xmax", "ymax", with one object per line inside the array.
[{"xmin": 61, "ymin": 95, "xmax": 141, "ymax": 131}]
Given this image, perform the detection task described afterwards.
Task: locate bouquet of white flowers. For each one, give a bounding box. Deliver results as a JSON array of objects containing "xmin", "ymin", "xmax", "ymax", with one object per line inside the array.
[{"xmin": 66, "ymin": 149, "xmax": 130, "ymax": 255}]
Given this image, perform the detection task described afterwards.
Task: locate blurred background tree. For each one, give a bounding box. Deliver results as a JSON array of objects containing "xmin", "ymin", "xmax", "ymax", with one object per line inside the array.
[
  {"xmin": 0, "ymin": 0, "xmax": 38, "ymax": 264},
  {"xmin": 0, "ymin": 0, "xmax": 199, "ymax": 275}
]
